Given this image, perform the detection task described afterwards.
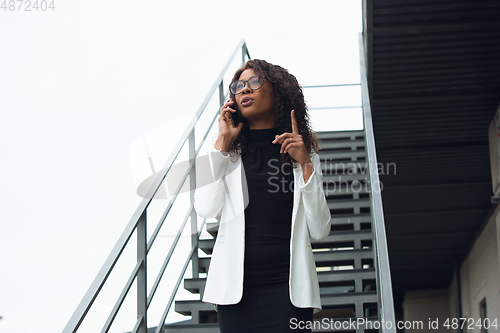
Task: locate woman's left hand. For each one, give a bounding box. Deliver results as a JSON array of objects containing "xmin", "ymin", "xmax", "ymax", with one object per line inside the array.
[{"xmin": 272, "ymin": 110, "xmax": 312, "ymax": 165}]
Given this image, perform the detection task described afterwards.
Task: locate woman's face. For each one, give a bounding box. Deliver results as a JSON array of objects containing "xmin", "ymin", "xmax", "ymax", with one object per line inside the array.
[{"xmin": 234, "ymin": 68, "xmax": 275, "ymax": 128}]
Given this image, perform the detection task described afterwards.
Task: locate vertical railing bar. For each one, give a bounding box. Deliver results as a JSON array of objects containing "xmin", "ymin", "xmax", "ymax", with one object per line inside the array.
[
  {"xmin": 100, "ymin": 260, "xmax": 143, "ymax": 333},
  {"xmin": 219, "ymin": 81, "xmax": 224, "ymax": 107},
  {"xmin": 137, "ymin": 210, "xmax": 147, "ymax": 333},
  {"xmin": 155, "ymin": 219, "xmax": 207, "ymax": 333},
  {"xmin": 147, "ymin": 203, "xmax": 195, "ymax": 308},
  {"xmin": 358, "ymin": 32, "xmax": 396, "ymax": 332},
  {"xmin": 131, "ymin": 315, "xmax": 144, "ymax": 333},
  {"xmin": 242, "ymin": 43, "xmax": 251, "ymax": 63},
  {"xmin": 189, "ymin": 128, "xmax": 199, "ymax": 278}
]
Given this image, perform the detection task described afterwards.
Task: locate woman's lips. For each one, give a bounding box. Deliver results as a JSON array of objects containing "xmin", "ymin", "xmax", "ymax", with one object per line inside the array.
[{"xmin": 241, "ymin": 98, "xmax": 254, "ymax": 107}]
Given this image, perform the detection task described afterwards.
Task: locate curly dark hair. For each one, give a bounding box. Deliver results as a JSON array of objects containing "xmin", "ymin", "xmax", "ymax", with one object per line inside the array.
[{"xmin": 226, "ymin": 59, "xmax": 322, "ymax": 172}]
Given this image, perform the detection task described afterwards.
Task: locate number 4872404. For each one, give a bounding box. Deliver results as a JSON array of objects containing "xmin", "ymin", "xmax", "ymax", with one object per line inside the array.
[
  {"xmin": 443, "ymin": 318, "xmax": 498, "ymax": 330},
  {"xmin": 1, "ymin": 0, "xmax": 55, "ymax": 11}
]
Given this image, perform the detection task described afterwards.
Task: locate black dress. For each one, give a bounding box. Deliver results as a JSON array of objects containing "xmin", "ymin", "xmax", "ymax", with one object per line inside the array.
[{"xmin": 217, "ymin": 127, "xmax": 313, "ymax": 333}]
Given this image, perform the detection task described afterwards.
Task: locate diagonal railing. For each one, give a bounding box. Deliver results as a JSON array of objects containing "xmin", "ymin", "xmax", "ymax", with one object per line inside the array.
[
  {"xmin": 62, "ymin": 40, "xmax": 250, "ymax": 333},
  {"xmin": 358, "ymin": 32, "xmax": 397, "ymax": 331}
]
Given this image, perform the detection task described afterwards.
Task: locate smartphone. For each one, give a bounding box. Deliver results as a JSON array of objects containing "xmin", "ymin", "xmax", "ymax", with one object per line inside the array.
[{"xmin": 229, "ymin": 102, "xmax": 242, "ymax": 127}]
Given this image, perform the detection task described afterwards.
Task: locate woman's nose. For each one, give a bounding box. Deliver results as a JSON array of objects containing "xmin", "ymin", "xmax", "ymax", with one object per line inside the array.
[{"xmin": 241, "ymin": 82, "xmax": 252, "ymax": 94}]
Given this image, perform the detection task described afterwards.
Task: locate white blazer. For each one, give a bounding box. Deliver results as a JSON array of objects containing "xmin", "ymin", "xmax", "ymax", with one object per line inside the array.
[{"xmin": 193, "ymin": 140, "xmax": 332, "ymax": 314}]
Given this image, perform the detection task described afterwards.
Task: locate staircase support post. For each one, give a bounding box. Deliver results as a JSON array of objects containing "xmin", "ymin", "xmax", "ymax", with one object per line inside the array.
[
  {"xmin": 137, "ymin": 210, "xmax": 147, "ymax": 333},
  {"xmin": 189, "ymin": 129, "xmax": 199, "ymax": 279}
]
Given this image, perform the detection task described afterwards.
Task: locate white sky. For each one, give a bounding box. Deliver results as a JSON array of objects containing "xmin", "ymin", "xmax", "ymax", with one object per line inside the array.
[{"xmin": 0, "ymin": 1, "xmax": 363, "ymax": 332}]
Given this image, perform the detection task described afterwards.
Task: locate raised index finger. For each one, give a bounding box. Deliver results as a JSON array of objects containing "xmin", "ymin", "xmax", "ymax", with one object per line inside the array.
[{"xmin": 291, "ymin": 109, "xmax": 298, "ymax": 134}]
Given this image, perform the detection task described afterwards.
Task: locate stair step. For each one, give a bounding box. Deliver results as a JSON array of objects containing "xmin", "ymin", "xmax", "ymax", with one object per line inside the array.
[
  {"xmin": 316, "ymin": 131, "xmax": 364, "ymax": 141},
  {"xmin": 319, "ymin": 139, "xmax": 366, "ymax": 150},
  {"xmin": 324, "ymin": 185, "xmax": 369, "ymax": 196},
  {"xmin": 184, "ymin": 277, "xmax": 206, "ymax": 295},
  {"xmin": 320, "ymin": 291, "xmax": 378, "ymax": 306},
  {"xmin": 330, "ymin": 213, "xmax": 371, "ymax": 225},
  {"xmin": 323, "ymin": 173, "xmax": 369, "ymax": 182},
  {"xmin": 163, "ymin": 322, "xmax": 220, "ymax": 333},
  {"xmin": 198, "ymin": 257, "xmax": 210, "ymax": 274},
  {"xmin": 321, "ymin": 161, "xmax": 368, "ymax": 173},
  {"xmin": 314, "ymin": 249, "xmax": 374, "ymax": 264},
  {"xmin": 199, "ymin": 239, "xmax": 215, "ymax": 255},
  {"xmin": 201, "ymin": 230, "xmax": 373, "ymax": 255},
  {"xmin": 312, "ymin": 230, "xmax": 373, "ymax": 249},
  {"xmin": 319, "ymin": 151, "xmax": 367, "ymax": 161},
  {"xmin": 184, "ymin": 269, "xmax": 376, "ymax": 296},
  {"xmin": 206, "ymin": 222, "xmax": 219, "ymax": 238},
  {"xmin": 175, "ymin": 291, "xmax": 377, "ymax": 317},
  {"xmin": 175, "ymin": 299, "xmax": 215, "ymax": 316},
  {"xmin": 317, "ymin": 268, "xmax": 376, "ymax": 283},
  {"xmin": 206, "ymin": 216, "xmax": 373, "ymax": 239},
  {"xmin": 327, "ymin": 198, "xmax": 371, "ymax": 211}
]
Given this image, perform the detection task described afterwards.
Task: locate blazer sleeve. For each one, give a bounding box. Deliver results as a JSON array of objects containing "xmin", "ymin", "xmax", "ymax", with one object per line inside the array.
[
  {"xmin": 193, "ymin": 142, "xmax": 231, "ymax": 219},
  {"xmin": 296, "ymin": 152, "xmax": 332, "ymax": 241}
]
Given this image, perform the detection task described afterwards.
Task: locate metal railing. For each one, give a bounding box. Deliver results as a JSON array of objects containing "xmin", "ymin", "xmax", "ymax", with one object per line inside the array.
[
  {"xmin": 62, "ymin": 39, "xmax": 250, "ymax": 333},
  {"xmin": 358, "ymin": 33, "xmax": 397, "ymax": 331},
  {"xmin": 64, "ymin": 35, "xmax": 396, "ymax": 333}
]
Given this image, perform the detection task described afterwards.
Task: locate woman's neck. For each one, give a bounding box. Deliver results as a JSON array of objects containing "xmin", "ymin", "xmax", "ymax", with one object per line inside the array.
[{"xmin": 248, "ymin": 118, "xmax": 276, "ymax": 129}]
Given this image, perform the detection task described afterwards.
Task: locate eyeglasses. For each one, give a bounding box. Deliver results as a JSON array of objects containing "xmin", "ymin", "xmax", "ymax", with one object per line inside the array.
[{"xmin": 229, "ymin": 76, "xmax": 268, "ymax": 95}]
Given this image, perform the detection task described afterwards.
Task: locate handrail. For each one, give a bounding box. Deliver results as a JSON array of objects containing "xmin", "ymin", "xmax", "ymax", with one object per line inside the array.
[
  {"xmin": 63, "ymin": 39, "xmax": 250, "ymax": 333},
  {"xmin": 358, "ymin": 33, "xmax": 397, "ymax": 331}
]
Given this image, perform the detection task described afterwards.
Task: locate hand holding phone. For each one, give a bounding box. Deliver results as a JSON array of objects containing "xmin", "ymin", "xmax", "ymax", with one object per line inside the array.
[
  {"xmin": 229, "ymin": 100, "xmax": 242, "ymax": 127},
  {"xmin": 218, "ymin": 98, "xmax": 243, "ymax": 144}
]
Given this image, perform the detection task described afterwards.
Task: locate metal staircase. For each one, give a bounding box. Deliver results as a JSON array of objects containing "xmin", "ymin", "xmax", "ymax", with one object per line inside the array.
[
  {"xmin": 63, "ymin": 36, "xmax": 395, "ymax": 333},
  {"xmin": 163, "ymin": 131, "xmax": 385, "ymax": 333}
]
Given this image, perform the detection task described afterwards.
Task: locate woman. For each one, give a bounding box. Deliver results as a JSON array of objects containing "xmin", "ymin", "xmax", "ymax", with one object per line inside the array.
[{"xmin": 194, "ymin": 59, "xmax": 331, "ymax": 333}]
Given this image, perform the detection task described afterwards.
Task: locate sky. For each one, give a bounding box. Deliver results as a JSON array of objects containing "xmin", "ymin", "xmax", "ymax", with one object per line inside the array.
[{"xmin": 0, "ymin": 1, "xmax": 363, "ymax": 332}]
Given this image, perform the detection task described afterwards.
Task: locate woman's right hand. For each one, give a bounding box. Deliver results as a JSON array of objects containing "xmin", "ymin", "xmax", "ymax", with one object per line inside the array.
[{"xmin": 218, "ymin": 99, "xmax": 243, "ymax": 144}]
